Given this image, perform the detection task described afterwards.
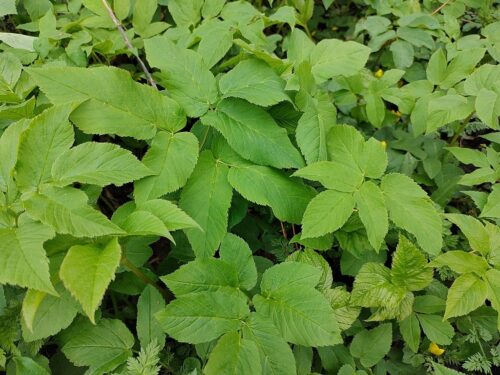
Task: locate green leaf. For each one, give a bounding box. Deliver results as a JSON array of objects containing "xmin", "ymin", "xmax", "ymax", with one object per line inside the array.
[
  {"xmin": 446, "ymin": 214, "xmax": 490, "ymax": 255},
  {"xmin": 16, "ymin": 104, "xmax": 74, "ymax": 191},
  {"xmin": 476, "ymin": 88, "xmax": 500, "ymax": 129},
  {"xmin": 391, "ymin": 235, "xmax": 433, "ymax": 291},
  {"xmin": 360, "ymin": 137, "xmax": 388, "ymax": 179},
  {"xmin": 12, "ymin": 357, "xmax": 50, "ymax": 375},
  {"xmin": 162, "ymin": 258, "xmax": 238, "ymax": 296},
  {"xmin": 295, "ymin": 94, "xmax": 336, "ymax": 164},
  {"xmin": 446, "ymin": 147, "xmax": 490, "ymax": 168},
  {"xmin": 195, "ymin": 19, "xmax": 233, "ymax": 68},
  {"xmin": 167, "ymin": 0, "xmax": 203, "ymax": 27},
  {"xmin": 426, "ymin": 94, "xmax": 474, "ymax": 134},
  {"xmin": 0, "ymin": 119, "xmax": 29, "ymax": 194},
  {"xmin": 132, "ymin": 0, "xmax": 157, "ymax": 33},
  {"xmin": 119, "ymin": 210, "xmax": 173, "ymax": 240},
  {"xmin": 62, "ymin": 319, "xmax": 134, "ymax": 373},
  {"xmin": 137, "ymin": 199, "xmax": 200, "ymax": 231},
  {"xmin": 293, "ymin": 161, "xmax": 364, "ymax": 193},
  {"xmin": 429, "ymin": 251, "xmax": 489, "ymax": 274},
  {"xmin": 137, "ymin": 285, "xmax": 166, "ymax": 348},
  {"xmin": 22, "ymin": 283, "xmax": 78, "ymax": 342},
  {"xmin": 326, "ymin": 125, "xmax": 364, "ymax": 171},
  {"xmin": 426, "ymin": 49, "xmax": 447, "ymax": 85},
  {"xmin": 60, "ymin": 238, "xmax": 122, "ymax": 323},
  {"xmin": 219, "ymin": 58, "xmax": 290, "ymax": 107},
  {"xmin": 354, "ymin": 181, "xmax": 388, "ymax": 251},
  {"xmin": 0, "ymin": 220, "xmax": 55, "ymax": 294},
  {"xmin": 287, "ymin": 249, "xmax": 333, "ymax": 291},
  {"xmin": 242, "ymin": 313, "xmax": 296, "ymax": 375},
  {"xmin": 433, "ymin": 363, "xmax": 466, "ymax": 375},
  {"xmin": 179, "ymin": 151, "xmax": 232, "ymax": 258},
  {"xmin": 254, "ymin": 286, "xmax": 341, "ymax": 347},
  {"xmin": 260, "ymin": 262, "xmax": 321, "ymax": 295},
  {"xmin": 399, "ymin": 313, "xmax": 420, "ymax": 353},
  {"xmin": 417, "ymin": 314, "xmax": 454, "ymax": 345},
  {"xmin": 228, "ymin": 164, "xmax": 315, "ymax": 224},
  {"xmin": 23, "ymin": 185, "xmax": 124, "ymax": 238},
  {"xmin": 145, "ymin": 36, "xmax": 218, "ymax": 117},
  {"xmin": 0, "ymin": 0, "xmax": 17, "ymax": 17},
  {"xmin": 202, "ymin": 99, "xmax": 304, "ymax": 169},
  {"xmin": 481, "ymin": 184, "xmax": 500, "ymax": 218},
  {"xmin": 26, "ymin": 66, "xmax": 186, "ymax": 138},
  {"xmin": 390, "ymin": 40, "xmax": 414, "ymax": 69},
  {"xmin": 134, "ymin": 131, "xmax": 199, "ymax": 202},
  {"xmin": 381, "ymin": 173, "xmax": 442, "ymax": 255},
  {"xmin": 52, "ymin": 142, "xmax": 152, "ymax": 187},
  {"xmin": 444, "ymin": 273, "xmax": 487, "ymax": 319},
  {"xmin": 310, "ymin": 40, "xmax": 370, "ymax": 82},
  {"xmin": 484, "ymin": 269, "xmax": 500, "ymax": 319},
  {"xmin": 205, "ymin": 331, "xmax": 262, "ymax": 375},
  {"xmin": 219, "ymin": 234, "xmax": 258, "ymax": 291},
  {"xmin": 350, "ymin": 323, "xmax": 392, "ymax": 368},
  {"xmin": 156, "ymin": 290, "xmax": 250, "ymax": 344},
  {"xmin": 301, "ymin": 190, "xmax": 355, "ymax": 239}
]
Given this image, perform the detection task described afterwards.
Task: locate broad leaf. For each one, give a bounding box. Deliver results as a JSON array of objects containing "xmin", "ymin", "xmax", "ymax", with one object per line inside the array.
[
  {"xmin": 294, "ymin": 161, "xmax": 364, "ymax": 193},
  {"xmin": 417, "ymin": 314, "xmax": 454, "ymax": 345},
  {"xmin": 350, "ymin": 323, "xmax": 392, "ymax": 368},
  {"xmin": 260, "ymin": 262, "xmax": 321, "ymax": 295},
  {"xmin": 399, "ymin": 313, "xmax": 420, "ymax": 353},
  {"xmin": 219, "ymin": 234, "xmax": 258, "ymax": 291},
  {"xmin": 429, "ymin": 250, "xmax": 489, "ymax": 274},
  {"xmin": 137, "ymin": 285, "xmax": 166, "ymax": 348},
  {"xmin": 444, "ymin": 273, "xmax": 487, "ymax": 319}
]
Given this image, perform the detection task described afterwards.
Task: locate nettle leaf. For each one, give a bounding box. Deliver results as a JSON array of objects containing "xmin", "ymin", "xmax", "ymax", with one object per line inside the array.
[
  {"xmin": 156, "ymin": 290, "xmax": 250, "ymax": 344},
  {"xmin": 60, "ymin": 238, "xmax": 122, "ymax": 323},
  {"xmin": 26, "ymin": 66, "xmax": 186, "ymax": 138},
  {"xmin": 391, "ymin": 235, "xmax": 433, "ymax": 291},
  {"xmin": 310, "ymin": 39, "xmax": 371, "ymax": 82},
  {"xmin": 52, "ymin": 142, "xmax": 152, "ymax": 187},
  {"xmin": 62, "ymin": 319, "xmax": 134, "ymax": 373},
  {"xmin": 23, "ymin": 185, "xmax": 124, "ymax": 238},
  {"xmin": 444, "ymin": 273, "xmax": 488, "ymax": 319},
  {"xmin": 350, "ymin": 323, "xmax": 392, "ymax": 368},
  {"xmin": 219, "ymin": 58, "xmax": 290, "ymax": 107},
  {"xmin": 242, "ymin": 313, "xmax": 297, "ymax": 375},
  {"xmin": 179, "ymin": 151, "xmax": 232, "ymax": 258},
  {"xmin": 219, "ymin": 234, "xmax": 258, "ymax": 291},
  {"xmin": 134, "ymin": 131, "xmax": 199, "ymax": 203},
  {"xmin": 145, "ymin": 36, "xmax": 218, "ymax": 117},
  {"xmin": 0, "ymin": 220, "xmax": 55, "ymax": 294},
  {"xmin": 15, "ymin": 104, "xmax": 74, "ymax": 191},
  {"xmin": 381, "ymin": 173, "xmax": 442, "ymax": 255},
  {"xmin": 204, "ymin": 331, "xmax": 261, "ymax": 375},
  {"xmin": 202, "ymin": 99, "xmax": 305, "ymax": 169},
  {"xmin": 228, "ymin": 164, "xmax": 316, "ymax": 224},
  {"xmin": 137, "ymin": 285, "xmax": 166, "ymax": 348}
]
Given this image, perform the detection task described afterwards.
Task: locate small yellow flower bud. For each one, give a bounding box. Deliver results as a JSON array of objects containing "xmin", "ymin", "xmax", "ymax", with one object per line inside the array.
[
  {"xmin": 331, "ymin": 26, "xmax": 338, "ymax": 31},
  {"xmin": 380, "ymin": 140, "xmax": 387, "ymax": 149},
  {"xmin": 428, "ymin": 342, "xmax": 445, "ymax": 356},
  {"xmin": 375, "ymin": 69, "xmax": 384, "ymax": 78},
  {"xmin": 391, "ymin": 110, "xmax": 402, "ymax": 117}
]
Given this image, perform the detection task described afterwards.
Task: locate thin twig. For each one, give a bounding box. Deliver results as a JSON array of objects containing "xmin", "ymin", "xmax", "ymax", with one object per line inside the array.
[
  {"xmin": 431, "ymin": 0, "xmax": 452, "ymax": 16},
  {"xmin": 450, "ymin": 113, "xmax": 473, "ymax": 146},
  {"xmin": 101, "ymin": 0, "xmax": 158, "ymax": 89},
  {"xmin": 279, "ymin": 221, "xmax": 288, "ymax": 240},
  {"xmin": 121, "ymin": 256, "xmax": 172, "ymax": 301}
]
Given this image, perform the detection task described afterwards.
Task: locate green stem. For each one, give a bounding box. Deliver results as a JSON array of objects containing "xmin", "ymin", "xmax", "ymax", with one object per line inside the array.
[
  {"xmin": 449, "ymin": 113, "xmax": 473, "ymax": 146},
  {"xmin": 121, "ymin": 256, "xmax": 172, "ymax": 301}
]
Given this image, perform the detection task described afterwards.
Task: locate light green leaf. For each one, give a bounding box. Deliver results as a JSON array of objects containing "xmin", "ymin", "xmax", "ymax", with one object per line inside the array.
[
  {"xmin": 311, "ymin": 40, "xmax": 371, "ymax": 82},
  {"xmin": 287, "ymin": 249, "xmax": 333, "ymax": 291},
  {"xmin": 0, "ymin": 220, "xmax": 55, "ymax": 294},
  {"xmin": 260, "ymin": 262, "xmax": 321, "ymax": 295},
  {"xmin": 137, "ymin": 199, "xmax": 200, "ymax": 231},
  {"xmin": 162, "ymin": 258, "xmax": 238, "ymax": 296},
  {"xmin": 354, "ymin": 181, "xmax": 388, "ymax": 251},
  {"xmin": 167, "ymin": 0, "xmax": 203, "ymax": 27},
  {"xmin": 242, "ymin": 313, "xmax": 296, "ymax": 375},
  {"xmin": 16, "ymin": 104, "xmax": 74, "ymax": 191},
  {"xmin": 484, "ymin": 269, "xmax": 500, "ymax": 321},
  {"xmin": 444, "ymin": 273, "xmax": 487, "ymax": 319},
  {"xmin": 219, "ymin": 234, "xmax": 258, "ymax": 291},
  {"xmin": 381, "ymin": 173, "xmax": 442, "ymax": 255},
  {"xmin": 429, "ymin": 250, "xmax": 489, "ymax": 274},
  {"xmin": 481, "ymin": 184, "xmax": 500, "ymax": 218},
  {"xmin": 12, "ymin": 357, "xmax": 50, "ymax": 375},
  {"xmin": 360, "ymin": 137, "xmax": 388, "ymax": 179},
  {"xmin": 301, "ymin": 190, "xmax": 355, "ymax": 239},
  {"xmin": 52, "ymin": 142, "xmax": 152, "ymax": 187},
  {"xmin": 0, "ymin": 0, "xmax": 17, "ymax": 17},
  {"xmin": 399, "ymin": 313, "xmax": 420, "ymax": 353},
  {"xmin": 433, "ymin": 363, "xmax": 466, "ymax": 375},
  {"xmin": 417, "ymin": 314, "xmax": 454, "ymax": 345},
  {"xmin": 0, "ymin": 32, "xmax": 37, "ymax": 51},
  {"xmin": 326, "ymin": 125, "xmax": 364, "ymax": 169},
  {"xmin": 195, "ymin": 19, "xmax": 233, "ymax": 68},
  {"xmin": 119, "ymin": 210, "xmax": 173, "ymax": 240},
  {"xmin": 60, "ymin": 238, "xmax": 122, "ymax": 323},
  {"xmin": 132, "ymin": 0, "xmax": 157, "ymax": 33},
  {"xmin": 26, "ymin": 66, "xmax": 186, "ymax": 138},
  {"xmin": 23, "ymin": 185, "xmax": 124, "ymax": 238},
  {"xmin": 205, "ymin": 331, "xmax": 262, "ymax": 375},
  {"xmin": 145, "ymin": 36, "xmax": 218, "ymax": 117},
  {"xmin": 446, "ymin": 214, "xmax": 490, "ymax": 255},
  {"xmin": 134, "ymin": 131, "xmax": 199, "ymax": 202},
  {"xmin": 390, "ymin": 40, "xmax": 414, "ymax": 69},
  {"xmin": 156, "ymin": 290, "xmax": 250, "ymax": 344},
  {"xmin": 446, "ymin": 147, "xmax": 490, "ymax": 168},
  {"xmin": 179, "ymin": 151, "xmax": 233, "ymax": 258},
  {"xmin": 228, "ymin": 164, "xmax": 315, "ymax": 224},
  {"xmin": 137, "ymin": 285, "xmax": 166, "ymax": 348},
  {"xmin": 426, "ymin": 94, "xmax": 474, "ymax": 133},
  {"xmin": 426, "ymin": 49, "xmax": 447, "ymax": 85},
  {"xmin": 365, "ymin": 89, "xmax": 386, "ymax": 128},
  {"xmin": 0, "ymin": 119, "xmax": 29, "ymax": 197},
  {"xmin": 254, "ymin": 286, "xmax": 341, "ymax": 347},
  {"xmin": 202, "ymin": 99, "xmax": 304, "ymax": 169},
  {"xmin": 293, "ymin": 161, "xmax": 364, "ymax": 193},
  {"xmin": 62, "ymin": 319, "xmax": 134, "ymax": 373},
  {"xmin": 391, "ymin": 235, "xmax": 433, "ymax": 291},
  {"xmin": 350, "ymin": 323, "xmax": 392, "ymax": 368},
  {"xmin": 220, "ymin": 58, "xmax": 289, "ymax": 107},
  {"xmin": 475, "ymin": 88, "xmax": 500, "ymax": 129}
]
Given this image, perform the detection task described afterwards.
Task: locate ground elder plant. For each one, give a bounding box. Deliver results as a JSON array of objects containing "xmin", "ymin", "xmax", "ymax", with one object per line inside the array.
[{"xmin": 0, "ymin": 0, "xmax": 499, "ymax": 374}]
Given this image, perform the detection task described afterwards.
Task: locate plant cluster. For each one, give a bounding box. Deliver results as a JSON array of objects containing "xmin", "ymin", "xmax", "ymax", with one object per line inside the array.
[{"xmin": 0, "ymin": 0, "xmax": 499, "ymax": 374}]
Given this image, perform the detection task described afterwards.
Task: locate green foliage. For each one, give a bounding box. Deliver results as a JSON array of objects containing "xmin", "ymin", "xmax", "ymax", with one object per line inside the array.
[{"xmin": 0, "ymin": 0, "xmax": 499, "ymax": 374}]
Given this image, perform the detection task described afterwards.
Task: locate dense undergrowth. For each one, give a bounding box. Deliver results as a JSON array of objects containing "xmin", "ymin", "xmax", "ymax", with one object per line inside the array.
[{"xmin": 0, "ymin": 0, "xmax": 499, "ymax": 374}]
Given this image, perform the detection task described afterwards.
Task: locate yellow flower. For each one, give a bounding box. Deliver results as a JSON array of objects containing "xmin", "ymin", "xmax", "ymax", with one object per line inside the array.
[
  {"xmin": 331, "ymin": 26, "xmax": 338, "ymax": 31},
  {"xmin": 375, "ymin": 69, "xmax": 384, "ymax": 78},
  {"xmin": 391, "ymin": 109, "xmax": 402, "ymax": 117},
  {"xmin": 428, "ymin": 342, "xmax": 445, "ymax": 356},
  {"xmin": 380, "ymin": 140, "xmax": 387, "ymax": 149}
]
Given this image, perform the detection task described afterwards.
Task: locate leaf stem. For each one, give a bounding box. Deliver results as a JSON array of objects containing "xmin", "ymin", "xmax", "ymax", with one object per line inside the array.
[
  {"xmin": 431, "ymin": 0, "xmax": 453, "ymax": 16},
  {"xmin": 100, "ymin": 0, "xmax": 158, "ymax": 89},
  {"xmin": 449, "ymin": 113, "xmax": 473, "ymax": 146},
  {"xmin": 120, "ymin": 256, "xmax": 172, "ymax": 301}
]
